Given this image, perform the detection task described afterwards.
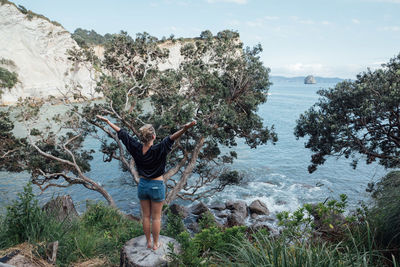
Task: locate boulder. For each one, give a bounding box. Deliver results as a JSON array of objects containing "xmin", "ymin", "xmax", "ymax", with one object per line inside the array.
[
  {"xmin": 226, "ymin": 213, "xmax": 245, "ymax": 227},
  {"xmin": 255, "ymin": 216, "xmax": 275, "ymax": 223},
  {"xmin": 249, "ymin": 222, "xmax": 273, "ymax": 232},
  {"xmin": 0, "ymin": 243, "xmax": 50, "ymax": 267},
  {"xmin": 209, "ymin": 202, "xmax": 226, "ymax": 211},
  {"xmin": 304, "ymin": 75, "xmax": 316, "ymax": 84},
  {"xmin": 215, "ymin": 209, "xmax": 230, "ymax": 218},
  {"xmin": 249, "ymin": 200, "xmax": 269, "ymax": 216},
  {"xmin": 42, "ymin": 195, "xmax": 78, "ymax": 221},
  {"xmin": 169, "ymin": 204, "xmax": 189, "ymax": 218},
  {"xmin": 251, "ymin": 213, "xmax": 259, "ymax": 219},
  {"xmin": 226, "ymin": 200, "xmax": 248, "ymax": 218},
  {"xmin": 187, "ymin": 222, "xmax": 200, "ymax": 233},
  {"xmin": 120, "ymin": 235, "xmax": 180, "ymax": 267},
  {"xmin": 190, "ymin": 202, "xmax": 209, "ymax": 216}
]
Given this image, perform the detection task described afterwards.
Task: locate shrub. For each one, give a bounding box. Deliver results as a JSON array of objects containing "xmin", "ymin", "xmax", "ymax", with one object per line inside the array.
[
  {"xmin": 198, "ymin": 210, "xmax": 217, "ymax": 230},
  {"xmin": 168, "ymin": 225, "xmax": 247, "ymax": 266},
  {"xmin": 164, "ymin": 209, "xmax": 185, "ymax": 239},
  {"xmin": 368, "ymin": 171, "xmax": 400, "ymax": 249},
  {"xmin": 0, "ymin": 66, "xmax": 18, "ymax": 90},
  {"xmin": 0, "ymin": 182, "xmax": 48, "ymax": 247}
]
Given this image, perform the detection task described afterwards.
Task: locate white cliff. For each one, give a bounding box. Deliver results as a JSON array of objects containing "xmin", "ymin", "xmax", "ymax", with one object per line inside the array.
[{"xmin": 0, "ymin": 2, "xmax": 98, "ymax": 105}]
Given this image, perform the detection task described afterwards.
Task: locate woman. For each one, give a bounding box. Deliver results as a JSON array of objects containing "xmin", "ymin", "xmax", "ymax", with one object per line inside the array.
[{"xmin": 96, "ymin": 115, "xmax": 196, "ymax": 250}]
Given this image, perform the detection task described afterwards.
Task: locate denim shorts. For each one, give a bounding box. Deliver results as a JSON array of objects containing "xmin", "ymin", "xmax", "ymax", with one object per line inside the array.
[{"xmin": 138, "ymin": 178, "xmax": 165, "ymax": 202}]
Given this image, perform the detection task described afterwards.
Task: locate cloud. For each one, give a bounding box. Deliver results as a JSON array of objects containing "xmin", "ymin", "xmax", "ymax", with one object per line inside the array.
[
  {"xmin": 246, "ymin": 18, "xmax": 264, "ymax": 27},
  {"xmin": 290, "ymin": 16, "xmax": 315, "ymax": 25},
  {"xmin": 380, "ymin": 26, "xmax": 400, "ymax": 31},
  {"xmin": 225, "ymin": 19, "xmax": 241, "ymax": 27},
  {"xmin": 264, "ymin": 16, "xmax": 279, "ymax": 20},
  {"xmin": 206, "ymin": 0, "xmax": 248, "ymax": 4},
  {"xmin": 322, "ymin": 21, "xmax": 332, "ymax": 25},
  {"xmin": 352, "ymin": 18, "xmax": 360, "ymax": 24},
  {"xmin": 271, "ymin": 63, "xmax": 365, "ymax": 78}
]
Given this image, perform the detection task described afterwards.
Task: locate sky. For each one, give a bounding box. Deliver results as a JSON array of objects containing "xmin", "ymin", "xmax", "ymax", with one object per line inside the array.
[{"xmin": 10, "ymin": 0, "xmax": 400, "ymax": 79}]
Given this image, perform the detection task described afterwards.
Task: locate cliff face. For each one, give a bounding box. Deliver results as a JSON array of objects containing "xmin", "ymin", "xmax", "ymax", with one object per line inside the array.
[{"xmin": 0, "ymin": 2, "xmax": 98, "ymax": 105}]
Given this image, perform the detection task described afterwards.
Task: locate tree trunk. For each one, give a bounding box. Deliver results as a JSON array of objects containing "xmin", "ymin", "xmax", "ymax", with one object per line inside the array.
[{"xmin": 165, "ymin": 137, "xmax": 205, "ymax": 203}]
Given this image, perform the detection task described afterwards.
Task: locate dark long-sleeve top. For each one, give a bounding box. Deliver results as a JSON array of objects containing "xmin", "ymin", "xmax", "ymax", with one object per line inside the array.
[{"xmin": 117, "ymin": 128, "xmax": 175, "ymax": 179}]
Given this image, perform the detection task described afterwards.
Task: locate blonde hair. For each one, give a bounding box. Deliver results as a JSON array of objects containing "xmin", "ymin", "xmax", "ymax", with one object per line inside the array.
[{"xmin": 139, "ymin": 124, "xmax": 155, "ymax": 144}]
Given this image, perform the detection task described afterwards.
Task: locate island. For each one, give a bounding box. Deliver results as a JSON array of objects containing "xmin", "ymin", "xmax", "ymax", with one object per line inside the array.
[{"xmin": 304, "ymin": 75, "xmax": 316, "ymax": 84}]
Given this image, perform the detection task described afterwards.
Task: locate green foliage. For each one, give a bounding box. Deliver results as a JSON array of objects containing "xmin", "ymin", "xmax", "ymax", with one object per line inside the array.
[
  {"xmin": 168, "ymin": 225, "xmax": 247, "ymax": 266},
  {"xmin": 0, "ymin": 182, "xmax": 55, "ymax": 247},
  {"xmin": 277, "ymin": 194, "xmax": 353, "ymax": 242},
  {"xmin": 295, "ymin": 53, "xmax": 400, "ymax": 173},
  {"xmin": 71, "ymin": 28, "xmax": 113, "ymax": 48},
  {"xmin": 198, "ymin": 211, "xmax": 217, "ymax": 230},
  {"xmin": 0, "ymin": 184, "xmax": 142, "ymax": 266},
  {"xmin": 0, "ymin": 66, "xmax": 18, "ymax": 92},
  {"xmin": 0, "ymin": 111, "xmax": 28, "ymax": 172},
  {"xmin": 164, "ymin": 209, "xmax": 186, "ymax": 239},
  {"xmin": 168, "ymin": 231, "xmax": 203, "ymax": 266},
  {"xmin": 217, "ymin": 229, "xmax": 392, "ymax": 267},
  {"xmin": 367, "ymin": 171, "xmax": 400, "ymax": 248}
]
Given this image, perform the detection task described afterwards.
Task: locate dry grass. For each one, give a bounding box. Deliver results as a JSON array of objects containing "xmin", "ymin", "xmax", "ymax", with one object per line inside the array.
[
  {"xmin": 0, "ymin": 242, "xmax": 52, "ymax": 267},
  {"xmin": 71, "ymin": 257, "xmax": 109, "ymax": 267}
]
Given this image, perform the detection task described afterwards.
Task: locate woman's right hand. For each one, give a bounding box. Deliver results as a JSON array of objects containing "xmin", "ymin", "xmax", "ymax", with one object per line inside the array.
[{"xmin": 96, "ymin": 115, "xmax": 108, "ymax": 122}]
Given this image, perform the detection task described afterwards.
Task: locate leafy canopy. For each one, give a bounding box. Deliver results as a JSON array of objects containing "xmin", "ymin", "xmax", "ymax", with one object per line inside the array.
[{"xmin": 295, "ymin": 53, "xmax": 400, "ymax": 173}]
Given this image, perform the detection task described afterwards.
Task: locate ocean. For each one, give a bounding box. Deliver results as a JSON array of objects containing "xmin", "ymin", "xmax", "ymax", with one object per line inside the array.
[{"xmin": 0, "ymin": 81, "xmax": 388, "ymax": 216}]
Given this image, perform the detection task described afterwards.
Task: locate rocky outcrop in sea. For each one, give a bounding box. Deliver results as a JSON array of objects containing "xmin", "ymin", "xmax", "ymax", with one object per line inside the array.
[{"xmin": 304, "ymin": 75, "xmax": 317, "ymax": 84}]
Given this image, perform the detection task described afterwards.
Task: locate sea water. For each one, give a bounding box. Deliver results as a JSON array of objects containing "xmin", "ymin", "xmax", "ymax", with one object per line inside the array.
[{"xmin": 0, "ymin": 81, "xmax": 388, "ymax": 215}]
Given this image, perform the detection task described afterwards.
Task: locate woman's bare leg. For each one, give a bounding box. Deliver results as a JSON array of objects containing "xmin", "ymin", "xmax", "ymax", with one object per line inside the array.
[
  {"xmin": 151, "ymin": 200, "xmax": 164, "ymax": 250},
  {"xmin": 140, "ymin": 200, "xmax": 152, "ymax": 248}
]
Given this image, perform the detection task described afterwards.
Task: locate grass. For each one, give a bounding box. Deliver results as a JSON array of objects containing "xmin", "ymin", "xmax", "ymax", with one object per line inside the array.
[
  {"xmin": 0, "ymin": 183, "xmax": 143, "ymax": 266},
  {"xmin": 2, "ymin": 182, "xmax": 399, "ymax": 266}
]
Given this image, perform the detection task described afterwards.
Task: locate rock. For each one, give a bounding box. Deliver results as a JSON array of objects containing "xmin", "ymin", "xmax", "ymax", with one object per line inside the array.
[
  {"xmin": 249, "ymin": 222, "xmax": 273, "ymax": 232},
  {"xmin": 0, "ymin": 3, "xmax": 99, "ymax": 105},
  {"xmin": 215, "ymin": 209, "xmax": 230, "ymax": 218},
  {"xmin": 209, "ymin": 202, "xmax": 226, "ymax": 211},
  {"xmin": 304, "ymin": 75, "xmax": 316, "ymax": 84},
  {"xmin": 249, "ymin": 200, "xmax": 269, "ymax": 216},
  {"xmin": 0, "ymin": 243, "xmax": 50, "ymax": 267},
  {"xmin": 42, "ymin": 195, "xmax": 78, "ymax": 221},
  {"xmin": 226, "ymin": 213, "xmax": 245, "ymax": 227},
  {"xmin": 275, "ymin": 200, "xmax": 287, "ymax": 205},
  {"xmin": 190, "ymin": 202, "xmax": 209, "ymax": 216},
  {"xmin": 46, "ymin": 241, "xmax": 59, "ymax": 264},
  {"xmin": 226, "ymin": 200, "xmax": 248, "ymax": 218},
  {"xmin": 255, "ymin": 216, "xmax": 275, "ymax": 223},
  {"xmin": 251, "ymin": 213, "xmax": 259, "ymax": 219},
  {"xmin": 0, "ymin": 263, "xmax": 14, "ymax": 267},
  {"xmin": 187, "ymin": 222, "xmax": 200, "ymax": 233},
  {"xmin": 120, "ymin": 235, "xmax": 180, "ymax": 267},
  {"xmin": 169, "ymin": 203, "xmax": 189, "ymax": 218}
]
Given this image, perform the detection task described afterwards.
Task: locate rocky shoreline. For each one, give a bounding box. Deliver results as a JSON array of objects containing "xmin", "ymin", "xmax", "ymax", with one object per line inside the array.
[
  {"xmin": 40, "ymin": 195, "xmax": 280, "ymax": 235},
  {"xmin": 169, "ymin": 199, "xmax": 279, "ymax": 235}
]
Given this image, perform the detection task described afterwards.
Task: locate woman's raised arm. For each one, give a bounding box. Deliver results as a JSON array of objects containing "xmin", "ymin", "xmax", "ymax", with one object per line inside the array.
[
  {"xmin": 170, "ymin": 121, "xmax": 197, "ymax": 141},
  {"xmin": 96, "ymin": 115, "xmax": 121, "ymax": 132}
]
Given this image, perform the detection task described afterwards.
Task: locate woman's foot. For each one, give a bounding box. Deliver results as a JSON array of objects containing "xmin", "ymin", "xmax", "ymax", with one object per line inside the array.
[
  {"xmin": 147, "ymin": 241, "xmax": 152, "ymax": 249},
  {"xmin": 152, "ymin": 241, "xmax": 162, "ymax": 251}
]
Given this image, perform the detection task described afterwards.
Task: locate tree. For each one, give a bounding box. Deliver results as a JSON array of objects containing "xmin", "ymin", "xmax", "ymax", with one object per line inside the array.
[
  {"xmin": 14, "ymin": 30, "xmax": 276, "ymax": 206},
  {"xmin": 294, "ymin": 53, "xmax": 400, "ymax": 173},
  {"xmin": 0, "ymin": 58, "xmax": 19, "ymax": 97},
  {"xmin": 0, "ymin": 111, "xmax": 27, "ymax": 172}
]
